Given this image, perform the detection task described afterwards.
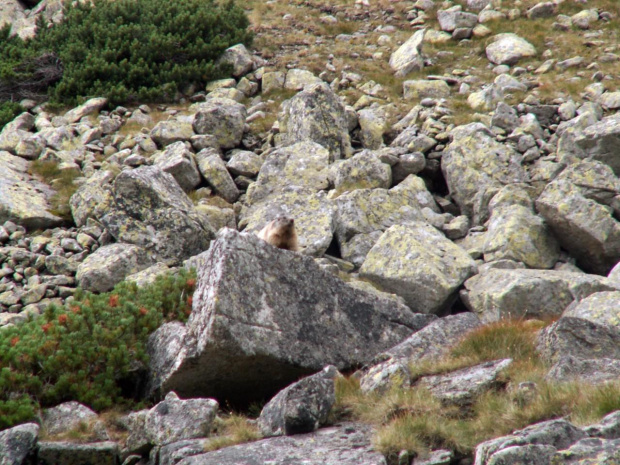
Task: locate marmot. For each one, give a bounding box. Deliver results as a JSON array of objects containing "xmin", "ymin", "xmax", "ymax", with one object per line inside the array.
[{"xmin": 256, "ymin": 216, "xmax": 299, "ymax": 251}]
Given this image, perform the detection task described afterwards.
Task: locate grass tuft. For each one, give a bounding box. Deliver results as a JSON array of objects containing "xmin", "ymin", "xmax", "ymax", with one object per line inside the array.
[{"xmin": 203, "ymin": 413, "xmax": 262, "ymax": 451}]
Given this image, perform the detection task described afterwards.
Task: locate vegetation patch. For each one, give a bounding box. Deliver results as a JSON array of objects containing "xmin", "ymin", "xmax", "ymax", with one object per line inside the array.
[
  {"xmin": 28, "ymin": 160, "xmax": 81, "ymax": 221},
  {"xmin": 0, "ymin": 269, "xmax": 196, "ymax": 429},
  {"xmin": 333, "ymin": 319, "xmax": 620, "ymax": 463},
  {"xmin": 203, "ymin": 413, "xmax": 262, "ymax": 451}
]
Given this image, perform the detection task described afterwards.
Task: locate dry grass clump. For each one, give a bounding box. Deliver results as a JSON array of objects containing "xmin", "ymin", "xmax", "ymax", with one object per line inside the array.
[
  {"xmin": 29, "ymin": 159, "xmax": 81, "ymax": 221},
  {"xmin": 203, "ymin": 413, "xmax": 262, "ymax": 452},
  {"xmin": 334, "ymin": 319, "xmax": 620, "ymax": 463}
]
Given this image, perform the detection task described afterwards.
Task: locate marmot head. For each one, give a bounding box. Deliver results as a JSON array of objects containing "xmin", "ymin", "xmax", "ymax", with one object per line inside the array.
[{"xmin": 272, "ymin": 216, "xmax": 295, "ymax": 234}]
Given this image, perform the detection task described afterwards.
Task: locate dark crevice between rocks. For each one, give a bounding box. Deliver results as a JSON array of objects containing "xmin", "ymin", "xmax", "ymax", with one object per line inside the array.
[
  {"xmin": 324, "ymin": 235, "xmax": 342, "ymax": 259},
  {"xmin": 18, "ymin": 0, "xmax": 41, "ymax": 9}
]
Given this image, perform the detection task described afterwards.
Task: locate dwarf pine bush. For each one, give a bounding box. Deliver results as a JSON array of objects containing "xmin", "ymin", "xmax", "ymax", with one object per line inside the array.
[
  {"xmin": 0, "ymin": 269, "xmax": 196, "ymax": 429},
  {"xmin": 0, "ymin": 0, "xmax": 251, "ymax": 108}
]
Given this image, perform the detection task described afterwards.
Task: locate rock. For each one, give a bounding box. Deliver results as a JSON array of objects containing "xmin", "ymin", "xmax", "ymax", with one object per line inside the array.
[
  {"xmin": 442, "ymin": 123, "xmax": 528, "ymax": 225},
  {"xmin": 475, "ymin": 419, "xmax": 586, "ymax": 465},
  {"xmin": 262, "ymin": 71, "xmax": 286, "ymax": 93},
  {"xmin": 20, "ymin": 284, "xmax": 48, "ymax": 305},
  {"xmin": 537, "ymin": 317, "xmax": 620, "ymax": 364},
  {"xmin": 284, "ymin": 69, "xmax": 323, "ymax": 91},
  {"xmin": 192, "ymin": 98, "xmax": 246, "ymax": 149},
  {"xmin": 278, "ymin": 82, "xmax": 352, "ymax": 160},
  {"xmin": 573, "ymin": 114, "xmax": 620, "ymax": 176},
  {"xmin": 45, "ymin": 255, "xmax": 78, "ymax": 276},
  {"xmin": 152, "ymin": 142, "xmax": 201, "ymax": 192},
  {"xmin": 536, "ymin": 161, "xmax": 620, "ymax": 274},
  {"xmin": 37, "ymin": 441, "xmax": 120, "ymax": 465},
  {"xmin": 147, "ymin": 229, "xmax": 435, "ymax": 403},
  {"xmin": 468, "ymin": 84, "xmax": 503, "ymax": 112},
  {"xmin": 333, "ymin": 150, "xmax": 391, "ymax": 193},
  {"xmin": 437, "ymin": 8, "xmax": 478, "ymax": 32},
  {"xmin": 226, "ymin": 150, "xmax": 263, "ymax": 177},
  {"xmin": 69, "ymin": 170, "xmax": 116, "ymax": 228},
  {"xmin": 599, "ymin": 92, "xmax": 620, "ymax": 111},
  {"xmin": 358, "ymin": 313, "xmax": 481, "ymax": 393},
  {"xmin": 571, "ymin": 9, "xmax": 599, "ymax": 29},
  {"xmin": 526, "ymin": 2, "xmax": 556, "ymax": 19},
  {"xmin": 125, "ymin": 262, "xmax": 174, "ymax": 288},
  {"xmin": 98, "ymin": 166, "xmax": 215, "ymax": 263},
  {"xmin": 392, "ymin": 152, "xmax": 426, "ymax": 183},
  {"xmin": 42, "ymin": 401, "xmax": 98, "ymax": 436},
  {"xmin": 76, "ymin": 243, "xmax": 152, "ymax": 293},
  {"xmin": 492, "ymin": 102, "xmax": 519, "ymax": 132},
  {"xmin": 562, "ymin": 291, "xmax": 620, "ymax": 329},
  {"xmin": 246, "ymin": 141, "xmax": 330, "ymax": 206},
  {"xmin": 359, "ymin": 222, "xmax": 477, "ymax": 314},
  {"xmin": 546, "ymin": 355, "xmax": 620, "ymax": 384},
  {"xmin": 486, "ymin": 33, "xmax": 537, "ymax": 65},
  {"xmin": 389, "ymin": 28, "xmax": 426, "ymax": 77},
  {"xmin": 0, "ymin": 423, "xmax": 39, "ymax": 465},
  {"xmin": 176, "ymin": 423, "xmax": 384, "ymax": 465},
  {"xmin": 584, "ymin": 410, "xmax": 620, "ymax": 439},
  {"xmin": 125, "ymin": 392, "xmax": 218, "ymax": 453},
  {"xmin": 0, "ymin": 151, "xmax": 64, "ymax": 230},
  {"xmin": 403, "ymin": 80, "xmax": 450, "ymax": 100},
  {"xmin": 418, "ymin": 359, "xmax": 512, "ymax": 407},
  {"xmin": 195, "ymin": 148, "xmax": 240, "ymax": 203},
  {"xmin": 258, "ymin": 366, "xmax": 338, "ymax": 437},
  {"xmin": 150, "ymin": 121, "xmax": 194, "ymax": 147},
  {"xmin": 217, "ymin": 43, "xmax": 254, "ymax": 77},
  {"xmin": 241, "ymin": 187, "xmax": 335, "ymax": 256},
  {"xmin": 358, "ymin": 107, "xmax": 388, "ymax": 150},
  {"xmin": 482, "ymin": 185, "xmax": 559, "ymax": 269},
  {"xmin": 556, "ymin": 438, "xmax": 620, "ymax": 464},
  {"xmin": 462, "ymin": 269, "xmax": 617, "ymax": 323}
]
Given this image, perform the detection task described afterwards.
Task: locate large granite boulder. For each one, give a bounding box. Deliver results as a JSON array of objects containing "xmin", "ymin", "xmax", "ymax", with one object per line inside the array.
[
  {"xmin": 192, "ymin": 98, "xmax": 246, "ymax": 150},
  {"xmin": 360, "ymin": 222, "xmax": 477, "ymax": 314},
  {"xmin": 485, "ymin": 33, "xmax": 537, "ymax": 65},
  {"xmin": 573, "ymin": 113, "xmax": 620, "ymax": 176},
  {"xmin": 147, "ymin": 228, "xmax": 436, "ymax": 403},
  {"xmin": 246, "ymin": 141, "xmax": 330, "ymax": 206},
  {"xmin": 258, "ymin": 366, "xmax": 338, "ymax": 437},
  {"xmin": 462, "ymin": 269, "xmax": 618, "ymax": 323},
  {"xmin": 442, "ymin": 124, "xmax": 528, "ymax": 225},
  {"xmin": 0, "ymin": 423, "xmax": 39, "ymax": 465},
  {"xmin": 389, "ymin": 28, "xmax": 425, "ymax": 77},
  {"xmin": 546, "ymin": 355, "xmax": 620, "ymax": 384},
  {"xmin": 97, "ymin": 166, "xmax": 215, "ymax": 263},
  {"xmin": 536, "ymin": 161, "xmax": 620, "ymax": 274},
  {"xmin": 42, "ymin": 401, "xmax": 99, "ymax": 436},
  {"xmin": 176, "ymin": 423, "xmax": 385, "ymax": 465},
  {"xmin": 0, "ymin": 151, "xmax": 64, "ymax": 230},
  {"xmin": 152, "ymin": 142, "xmax": 201, "ymax": 192},
  {"xmin": 333, "ymin": 150, "xmax": 391, "ymax": 193},
  {"xmin": 562, "ymin": 291, "xmax": 620, "ymax": 329},
  {"xmin": 278, "ymin": 82, "xmax": 352, "ymax": 160},
  {"xmin": 217, "ymin": 43, "xmax": 255, "ymax": 77},
  {"xmin": 150, "ymin": 121, "xmax": 194, "ymax": 148}
]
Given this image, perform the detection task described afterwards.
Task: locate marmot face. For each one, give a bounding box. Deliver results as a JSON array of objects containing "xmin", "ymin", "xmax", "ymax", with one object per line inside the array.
[{"xmin": 256, "ymin": 216, "xmax": 299, "ymax": 251}]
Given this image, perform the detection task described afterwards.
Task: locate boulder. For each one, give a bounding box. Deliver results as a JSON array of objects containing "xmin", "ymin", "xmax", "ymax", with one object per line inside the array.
[
  {"xmin": 98, "ymin": 166, "xmax": 215, "ymax": 263},
  {"xmin": 359, "ymin": 222, "xmax": 477, "ymax": 314},
  {"xmin": 573, "ymin": 113, "xmax": 620, "ymax": 176},
  {"xmin": 419, "ymin": 359, "xmax": 512, "ymax": 407},
  {"xmin": 175, "ymin": 423, "xmax": 385, "ymax": 465},
  {"xmin": 246, "ymin": 141, "xmax": 330, "ymax": 206},
  {"xmin": 486, "ymin": 33, "xmax": 537, "ymax": 65},
  {"xmin": 562, "ymin": 291, "xmax": 620, "ymax": 329},
  {"xmin": 284, "ymin": 69, "xmax": 323, "ymax": 91},
  {"xmin": 195, "ymin": 148, "xmax": 240, "ymax": 203},
  {"xmin": 241, "ymin": 187, "xmax": 336, "ymax": 256},
  {"xmin": 63, "ymin": 97, "xmax": 108, "ymax": 124},
  {"xmin": 358, "ymin": 107, "xmax": 388, "ymax": 150},
  {"xmin": 192, "ymin": 98, "xmax": 246, "ymax": 149},
  {"xmin": 36, "ymin": 441, "xmax": 119, "ymax": 465},
  {"xmin": 555, "ymin": 438, "xmax": 620, "ymax": 464},
  {"xmin": 442, "ymin": 123, "xmax": 528, "ymax": 225},
  {"xmin": 403, "ymin": 80, "xmax": 450, "ymax": 100},
  {"xmin": 150, "ymin": 121, "xmax": 194, "ymax": 147},
  {"xmin": 437, "ymin": 8, "xmax": 478, "ymax": 32},
  {"xmin": 333, "ymin": 151, "xmax": 391, "ymax": 193},
  {"xmin": 278, "ymin": 82, "xmax": 352, "ymax": 160},
  {"xmin": 0, "ymin": 151, "xmax": 64, "ymax": 230},
  {"xmin": 226, "ymin": 150, "xmax": 263, "ymax": 177},
  {"xmin": 125, "ymin": 391, "xmax": 218, "ymax": 453},
  {"xmin": 389, "ymin": 28, "xmax": 425, "ymax": 77},
  {"xmin": 536, "ymin": 161, "xmax": 620, "ymax": 274},
  {"xmin": 258, "ymin": 366, "xmax": 338, "ymax": 437},
  {"xmin": 42, "ymin": 401, "xmax": 98, "ymax": 436},
  {"xmin": 462, "ymin": 269, "xmax": 618, "ymax": 323},
  {"xmin": 217, "ymin": 43, "xmax": 254, "ymax": 77},
  {"xmin": 359, "ymin": 313, "xmax": 481, "ymax": 393},
  {"xmin": 546, "ymin": 355, "xmax": 620, "ymax": 384},
  {"xmin": 0, "ymin": 423, "xmax": 39, "ymax": 465},
  {"xmin": 125, "ymin": 262, "xmax": 174, "ymax": 288},
  {"xmin": 152, "ymin": 142, "xmax": 201, "ymax": 192},
  {"xmin": 76, "ymin": 243, "xmax": 152, "ymax": 293},
  {"xmin": 147, "ymin": 228, "xmax": 436, "ymax": 403},
  {"xmin": 69, "ymin": 170, "xmax": 115, "ymax": 227},
  {"xmin": 584, "ymin": 410, "xmax": 620, "ymax": 439},
  {"xmin": 537, "ymin": 317, "xmax": 620, "ymax": 364}
]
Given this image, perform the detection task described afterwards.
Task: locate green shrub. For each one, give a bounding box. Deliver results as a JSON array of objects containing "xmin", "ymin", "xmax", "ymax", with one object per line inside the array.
[
  {"xmin": 0, "ymin": 269, "xmax": 196, "ymax": 429},
  {"xmin": 0, "ymin": 0, "xmax": 251, "ymax": 107},
  {"xmin": 0, "ymin": 101, "xmax": 24, "ymax": 129}
]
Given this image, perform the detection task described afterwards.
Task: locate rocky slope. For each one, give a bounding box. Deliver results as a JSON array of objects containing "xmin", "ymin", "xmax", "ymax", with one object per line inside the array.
[{"xmin": 1, "ymin": 0, "xmax": 620, "ymax": 464}]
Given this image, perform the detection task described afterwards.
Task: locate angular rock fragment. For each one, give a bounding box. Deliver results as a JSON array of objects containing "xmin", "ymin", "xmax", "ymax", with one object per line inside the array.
[
  {"xmin": 195, "ymin": 148, "xmax": 239, "ymax": 203},
  {"xmin": 389, "ymin": 28, "xmax": 425, "ymax": 77},
  {"xmin": 192, "ymin": 98, "xmax": 246, "ymax": 150},
  {"xmin": 0, "ymin": 423, "xmax": 39, "ymax": 465},
  {"xmin": 152, "ymin": 142, "xmax": 201, "ymax": 192},
  {"xmin": 486, "ymin": 33, "xmax": 537, "ymax": 65}
]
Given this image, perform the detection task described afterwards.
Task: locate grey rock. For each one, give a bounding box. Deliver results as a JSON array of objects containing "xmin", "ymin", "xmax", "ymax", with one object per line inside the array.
[
  {"xmin": 45, "ymin": 255, "xmax": 78, "ymax": 276},
  {"xmin": 150, "ymin": 121, "xmax": 195, "ymax": 148},
  {"xmin": 147, "ymin": 229, "xmax": 435, "ymax": 403},
  {"xmin": 403, "ymin": 80, "xmax": 450, "ymax": 100},
  {"xmin": 358, "ymin": 107, "xmax": 388, "ymax": 150},
  {"xmin": 63, "ymin": 97, "xmax": 108, "ymax": 124},
  {"xmin": 259, "ymin": 366, "xmax": 338, "ymax": 437},
  {"xmin": 573, "ymin": 114, "xmax": 620, "ymax": 176},
  {"xmin": 176, "ymin": 423, "xmax": 385, "ymax": 465},
  {"xmin": 279, "ymin": 82, "xmax": 352, "ymax": 160},
  {"xmin": 392, "ymin": 152, "xmax": 426, "ymax": 183},
  {"xmin": 333, "ymin": 151, "xmax": 391, "ymax": 192},
  {"xmin": 492, "ymin": 102, "xmax": 519, "ymax": 132},
  {"xmin": 554, "ymin": 437, "xmax": 620, "ymax": 464},
  {"xmin": 486, "ymin": 444, "xmax": 556, "ymax": 465},
  {"xmin": 389, "ymin": 29, "xmax": 426, "ymax": 77},
  {"xmin": 0, "ymin": 422, "xmax": 39, "ymax": 465},
  {"xmin": 360, "ymin": 222, "xmax": 477, "ymax": 314},
  {"xmin": 468, "ymin": 84, "xmax": 504, "ymax": 112},
  {"xmin": 284, "ymin": 69, "xmax": 323, "ymax": 91},
  {"xmin": 226, "ymin": 150, "xmax": 263, "ymax": 177},
  {"xmin": 537, "ymin": 317, "xmax": 620, "ymax": 364},
  {"xmin": 486, "ymin": 33, "xmax": 537, "ymax": 65},
  {"xmin": 42, "ymin": 401, "xmax": 98, "ymax": 436},
  {"xmin": 583, "ymin": 410, "xmax": 620, "ymax": 439},
  {"xmin": 571, "ymin": 9, "xmax": 599, "ymax": 30},
  {"xmin": 195, "ymin": 149, "xmax": 239, "ymax": 203},
  {"xmin": 218, "ymin": 44, "xmax": 255, "ymax": 77},
  {"xmin": 437, "ymin": 8, "xmax": 478, "ymax": 32},
  {"xmin": 418, "ymin": 359, "xmax": 512, "ymax": 407},
  {"xmin": 153, "ymin": 142, "xmax": 201, "ymax": 192},
  {"xmin": 526, "ymin": 2, "xmax": 556, "ymax": 19},
  {"xmin": 562, "ymin": 291, "xmax": 620, "ymax": 329},
  {"xmin": 69, "ymin": 170, "xmax": 115, "ymax": 228},
  {"xmin": 125, "ymin": 262, "xmax": 174, "ymax": 288},
  {"xmin": 159, "ymin": 439, "xmax": 208, "ymax": 465},
  {"xmin": 192, "ymin": 98, "xmax": 246, "ymax": 150},
  {"xmin": 37, "ymin": 441, "xmax": 119, "ymax": 465},
  {"xmin": 546, "ymin": 355, "xmax": 620, "ymax": 384},
  {"xmin": 462, "ymin": 269, "xmax": 617, "ymax": 323},
  {"xmin": 76, "ymin": 243, "xmax": 152, "ymax": 293}
]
